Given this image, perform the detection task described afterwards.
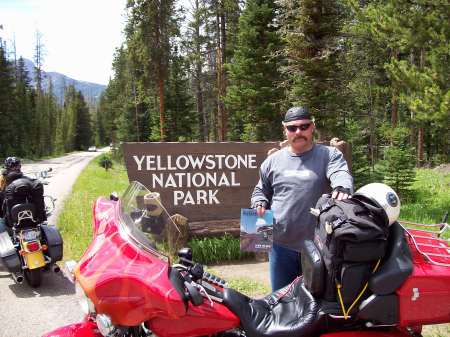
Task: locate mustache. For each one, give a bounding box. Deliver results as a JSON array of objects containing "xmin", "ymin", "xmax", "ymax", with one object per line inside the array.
[{"xmin": 293, "ymin": 136, "xmax": 307, "ymax": 141}]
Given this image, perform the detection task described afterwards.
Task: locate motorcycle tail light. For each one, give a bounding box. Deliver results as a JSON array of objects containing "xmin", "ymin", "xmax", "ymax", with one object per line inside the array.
[{"xmin": 26, "ymin": 241, "xmax": 41, "ymax": 252}]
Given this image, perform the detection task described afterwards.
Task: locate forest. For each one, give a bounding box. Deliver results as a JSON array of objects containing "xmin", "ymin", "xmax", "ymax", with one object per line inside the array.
[{"xmin": 0, "ymin": 0, "xmax": 448, "ymax": 194}]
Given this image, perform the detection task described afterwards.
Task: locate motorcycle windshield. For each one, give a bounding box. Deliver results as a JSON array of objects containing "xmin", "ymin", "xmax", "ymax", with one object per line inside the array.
[{"xmin": 118, "ymin": 181, "xmax": 181, "ymax": 262}]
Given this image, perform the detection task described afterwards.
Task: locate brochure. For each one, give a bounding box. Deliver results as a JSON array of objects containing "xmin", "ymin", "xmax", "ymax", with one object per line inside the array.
[{"xmin": 240, "ymin": 208, "xmax": 274, "ymax": 252}]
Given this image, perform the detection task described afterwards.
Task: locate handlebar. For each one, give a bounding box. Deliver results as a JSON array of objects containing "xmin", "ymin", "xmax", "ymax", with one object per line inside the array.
[{"xmin": 174, "ymin": 247, "xmax": 228, "ymax": 306}]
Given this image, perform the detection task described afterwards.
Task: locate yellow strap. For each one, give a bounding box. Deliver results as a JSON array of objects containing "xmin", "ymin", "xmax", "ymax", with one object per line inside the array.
[{"xmin": 336, "ymin": 259, "xmax": 381, "ymax": 320}]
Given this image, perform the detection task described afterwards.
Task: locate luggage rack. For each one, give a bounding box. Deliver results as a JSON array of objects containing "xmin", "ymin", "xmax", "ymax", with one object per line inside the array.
[{"xmin": 400, "ymin": 219, "xmax": 450, "ymax": 267}]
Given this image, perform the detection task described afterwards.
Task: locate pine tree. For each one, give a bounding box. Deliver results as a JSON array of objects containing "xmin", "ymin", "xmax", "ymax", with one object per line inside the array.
[
  {"xmin": 0, "ymin": 44, "xmax": 16, "ymax": 157},
  {"xmin": 349, "ymin": 0, "xmax": 450, "ymax": 165},
  {"xmin": 278, "ymin": 0, "xmax": 347, "ymax": 139},
  {"xmin": 74, "ymin": 91, "xmax": 92, "ymax": 150},
  {"xmin": 165, "ymin": 47, "xmax": 196, "ymax": 141},
  {"xmin": 378, "ymin": 126, "xmax": 416, "ymax": 200},
  {"xmin": 126, "ymin": 0, "xmax": 179, "ymax": 141},
  {"xmin": 184, "ymin": 0, "xmax": 209, "ymax": 141},
  {"xmin": 225, "ymin": 0, "xmax": 284, "ymax": 141}
]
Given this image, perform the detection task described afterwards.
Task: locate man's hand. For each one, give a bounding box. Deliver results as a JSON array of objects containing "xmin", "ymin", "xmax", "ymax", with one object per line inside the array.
[
  {"xmin": 254, "ymin": 201, "xmax": 267, "ymax": 217},
  {"xmin": 331, "ymin": 186, "xmax": 351, "ymax": 200},
  {"xmin": 256, "ymin": 205, "xmax": 266, "ymax": 217}
]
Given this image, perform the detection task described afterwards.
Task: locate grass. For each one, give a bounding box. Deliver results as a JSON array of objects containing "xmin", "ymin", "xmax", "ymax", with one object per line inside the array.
[
  {"xmin": 190, "ymin": 234, "xmax": 255, "ymax": 265},
  {"xmin": 400, "ymin": 169, "xmax": 450, "ymax": 230},
  {"xmin": 57, "ymin": 159, "xmax": 128, "ymax": 260},
  {"xmin": 226, "ymin": 278, "xmax": 270, "ymax": 298}
]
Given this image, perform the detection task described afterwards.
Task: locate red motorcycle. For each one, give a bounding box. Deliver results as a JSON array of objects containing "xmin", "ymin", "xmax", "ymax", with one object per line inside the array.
[{"xmin": 43, "ymin": 181, "xmax": 450, "ymax": 337}]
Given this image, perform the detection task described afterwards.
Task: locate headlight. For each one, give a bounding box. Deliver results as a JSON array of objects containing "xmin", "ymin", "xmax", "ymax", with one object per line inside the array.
[
  {"xmin": 75, "ymin": 282, "xmax": 95, "ymax": 315},
  {"xmin": 96, "ymin": 314, "xmax": 117, "ymax": 337}
]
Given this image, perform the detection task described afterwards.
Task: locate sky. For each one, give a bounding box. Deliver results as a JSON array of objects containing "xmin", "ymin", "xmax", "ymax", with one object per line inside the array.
[{"xmin": 0, "ymin": 0, "xmax": 127, "ymax": 85}]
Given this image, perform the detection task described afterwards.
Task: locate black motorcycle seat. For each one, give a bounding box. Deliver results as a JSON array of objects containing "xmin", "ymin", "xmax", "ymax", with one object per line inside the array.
[
  {"xmin": 10, "ymin": 203, "xmax": 37, "ymax": 227},
  {"xmin": 223, "ymin": 278, "xmax": 321, "ymax": 337}
]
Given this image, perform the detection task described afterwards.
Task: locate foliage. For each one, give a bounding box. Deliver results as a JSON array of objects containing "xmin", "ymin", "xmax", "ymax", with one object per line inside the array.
[
  {"xmin": 0, "ymin": 46, "xmax": 94, "ymax": 158},
  {"xmin": 378, "ymin": 126, "xmax": 416, "ymax": 200},
  {"xmin": 0, "ymin": 44, "xmax": 16, "ymax": 157},
  {"xmin": 345, "ymin": 119, "xmax": 380, "ymax": 189},
  {"xmin": 98, "ymin": 153, "xmax": 113, "ymax": 171},
  {"xmin": 400, "ymin": 168, "xmax": 450, "ymax": 232},
  {"xmin": 278, "ymin": 0, "xmax": 347, "ymax": 138},
  {"xmin": 225, "ymin": 0, "xmax": 284, "ymax": 141},
  {"xmin": 189, "ymin": 234, "xmax": 255, "ymax": 265}
]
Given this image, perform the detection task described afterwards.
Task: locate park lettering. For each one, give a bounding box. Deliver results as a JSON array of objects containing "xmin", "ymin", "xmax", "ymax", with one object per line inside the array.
[{"xmin": 133, "ymin": 154, "xmax": 258, "ymax": 206}]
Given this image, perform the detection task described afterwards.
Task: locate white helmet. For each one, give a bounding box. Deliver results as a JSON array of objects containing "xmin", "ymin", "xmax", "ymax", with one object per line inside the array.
[{"xmin": 355, "ymin": 183, "xmax": 400, "ymax": 226}]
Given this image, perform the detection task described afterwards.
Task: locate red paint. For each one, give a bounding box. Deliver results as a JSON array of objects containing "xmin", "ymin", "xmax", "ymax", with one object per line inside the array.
[
  {"xmin": 397, "ymin": 229, "xmax": 450, "ymax": 326},
  {"xmin": 42, "ymin": 320, "xmax": 101, "ymax": 337}
]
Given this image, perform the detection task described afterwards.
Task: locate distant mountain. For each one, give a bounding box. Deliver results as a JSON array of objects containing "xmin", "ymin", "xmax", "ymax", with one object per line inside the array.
[{"xmin": 22, "ymin": 58, "xmax": 106, "ymax": 105}]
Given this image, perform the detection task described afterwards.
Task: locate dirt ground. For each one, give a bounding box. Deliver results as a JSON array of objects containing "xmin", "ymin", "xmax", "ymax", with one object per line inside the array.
[
  {"xmin": 433, "ymin": 163, "xmax": 450, "ymax": 174},
  {"xmin": 210, "ymin": 260, "xmax": 270, "ymax": 288}
]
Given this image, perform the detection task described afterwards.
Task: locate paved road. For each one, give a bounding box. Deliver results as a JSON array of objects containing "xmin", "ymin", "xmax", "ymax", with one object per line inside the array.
[{"xmin": 0, "ymin": 150, "xmax": 104, "ymax": 337}]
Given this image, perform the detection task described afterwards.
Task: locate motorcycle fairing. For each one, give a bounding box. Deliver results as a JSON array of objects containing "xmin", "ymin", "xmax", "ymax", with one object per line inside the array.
[
  {"xmin": 75, "ymin": 198, "xmax": 187, "ymax": 326},
  {"xmin": 222, "ymin": 277, "xmax": 321, "ymax": 337}
]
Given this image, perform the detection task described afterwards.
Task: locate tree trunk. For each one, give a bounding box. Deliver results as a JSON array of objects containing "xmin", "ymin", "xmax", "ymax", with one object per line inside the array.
[
  {"xmin": 217, "ymin": 6, "xmax": 227, "ymax": 141},
  {"xmin": 133, "ymin": 82, "xmax": 140, "ymax": 142},
  {"xmin": 158, "ymin": 70, "xmax": 165, "ymax": 141},
  {"xmin": 417, "ymin": 127, "xmax": 424, "ymax": 167},
  {"xmin": 194, "ymin": 0, "xmax": 206, "ymax": 141},
  {"xmin": 390, "ymin": 50, "xmax": 399, "ymax": 129},
  {"xmin": 368, "ymin": 78, "xmax": 376, "ymax": 170}
]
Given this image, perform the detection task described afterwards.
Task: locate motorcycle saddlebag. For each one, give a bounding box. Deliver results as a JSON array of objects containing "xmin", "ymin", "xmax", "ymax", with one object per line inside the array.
[
  {"xmin": 301, "ymin": 240, "xmax": 325, "ymax": 297},
  {"xmin": 0, "ymin": 231, "xmax": 21, "ymax": 273},
  {"xmin": 41, "ymin": 224, "xmax": 63, "ymax": 262}
]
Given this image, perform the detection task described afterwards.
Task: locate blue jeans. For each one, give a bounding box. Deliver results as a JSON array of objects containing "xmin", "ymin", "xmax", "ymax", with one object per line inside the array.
[
  {"xmin": 0, "ymin": 217, "xmax": 5, "ymax": 233},
  {"xmin": 269, "ymin": 242, "xmax": 302, "ymax": 292}
]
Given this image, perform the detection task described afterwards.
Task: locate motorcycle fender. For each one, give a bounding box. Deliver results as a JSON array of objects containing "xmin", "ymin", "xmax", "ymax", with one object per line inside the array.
[
  {"xmin": 42, "ymin": 321, "xmax": 102, "ymax": 337},
  {"xmin": 24, "ymin": 250, "xmax": 46, "ymax": 269}
]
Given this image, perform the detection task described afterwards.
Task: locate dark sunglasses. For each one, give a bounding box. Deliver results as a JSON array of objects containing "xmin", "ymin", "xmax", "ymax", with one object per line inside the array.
[{"xmin": 285, "ymin": 123, "xmax": 312, "ymax": 132}]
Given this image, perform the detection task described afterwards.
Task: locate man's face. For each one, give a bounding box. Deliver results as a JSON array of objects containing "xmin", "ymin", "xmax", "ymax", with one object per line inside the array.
[{"xmin": 283, "ymin": 119, "xmax": 315, "ymax": 153}]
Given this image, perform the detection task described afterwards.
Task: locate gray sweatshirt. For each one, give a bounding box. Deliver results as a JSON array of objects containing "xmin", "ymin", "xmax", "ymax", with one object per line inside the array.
[{"xmin": 251, "ymin": 144, "xmax": 353, "ymax": 251}]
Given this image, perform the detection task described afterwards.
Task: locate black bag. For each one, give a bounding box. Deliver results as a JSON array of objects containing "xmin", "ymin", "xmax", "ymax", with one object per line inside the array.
[
  {"xmin": 313, "ymin": 194, "xmax": 389, "ymax": 303},
  {"xmin": 30, "ymin": 179, "xmax": 46, "ymax": 223},
  {"xmin": 3, "ymin": 177, "xmax": 46, "ymax": 225}
]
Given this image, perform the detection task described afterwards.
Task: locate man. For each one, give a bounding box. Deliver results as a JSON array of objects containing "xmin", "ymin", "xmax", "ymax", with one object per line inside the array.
[{"xmin": 251, "ymin": 106, "xmax": 353, "ymax": 291}]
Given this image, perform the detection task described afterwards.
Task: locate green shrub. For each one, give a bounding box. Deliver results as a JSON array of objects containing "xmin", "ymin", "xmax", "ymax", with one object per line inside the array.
[{"xmin": 98, "ymin": 153, "xmax": 113, "ymax": 171}]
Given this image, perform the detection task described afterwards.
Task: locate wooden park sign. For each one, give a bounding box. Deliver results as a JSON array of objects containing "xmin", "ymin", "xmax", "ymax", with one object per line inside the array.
[{"xmin": 123, "ymin": 142, "xmax": 279, "ymax": 223}]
